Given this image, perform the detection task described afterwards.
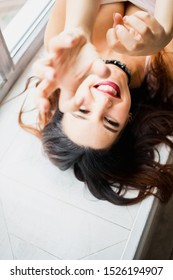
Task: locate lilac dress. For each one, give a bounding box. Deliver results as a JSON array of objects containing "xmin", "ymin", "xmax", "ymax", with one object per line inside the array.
[{"xmin": 100, "ymin": 0, "xmax": 156, "ymax": 14}]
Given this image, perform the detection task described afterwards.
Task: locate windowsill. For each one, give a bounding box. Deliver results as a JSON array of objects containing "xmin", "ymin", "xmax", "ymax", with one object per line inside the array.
[
  {"xmin": 3, "ymin": 0, "xmax": 55, "ymax": 55},
  {"xmin": 0, "ymin": 47, "xmax": 172, "ymax": 260},
  {"xmin": 0, "ymin": 0, "xmax": 55, "ymax": 102}
]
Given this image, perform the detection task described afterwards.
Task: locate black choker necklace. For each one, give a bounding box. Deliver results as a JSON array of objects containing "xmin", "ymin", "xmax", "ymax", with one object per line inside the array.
[{"xmin": 103, "ymin": 59, "xmax": 131, "ymax": 85}]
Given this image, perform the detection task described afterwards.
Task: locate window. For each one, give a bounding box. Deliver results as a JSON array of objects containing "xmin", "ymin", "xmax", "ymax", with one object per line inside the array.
[
  {"xmin": 0, "ymin": 0, "xmax": 27, "ymax": 30},
  {"xmin": 0, "ymin": 0, "xmax": 55, "ymax": 102}
]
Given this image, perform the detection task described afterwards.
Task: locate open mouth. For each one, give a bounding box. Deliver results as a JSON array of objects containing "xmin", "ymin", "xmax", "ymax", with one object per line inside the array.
[{"xmin": 93, "ymin": 81, "xmax": 121, "ymax": 98}]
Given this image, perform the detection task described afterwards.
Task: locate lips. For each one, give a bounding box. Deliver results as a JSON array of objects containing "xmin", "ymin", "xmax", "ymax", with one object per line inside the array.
[{"xmin": 93, "ymin": 81, "xmax": 121, "ymax": 98}]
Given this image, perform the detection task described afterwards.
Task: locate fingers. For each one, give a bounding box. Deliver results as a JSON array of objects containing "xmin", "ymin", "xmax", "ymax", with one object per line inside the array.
[
  {"xmin": 107, "ymin": 13, "xmax": 125, "ymax": 51},
  {"xmin": 32, "ymin": 55, "xmax": 57, "ymax": 80},
  {"xmin": 112, "ymin": 12, "xmax": 148, "ymax": 52},
  {"xmin": 48, "ymin": 29, "xmax": 86, "ymax": 53},
  {"xmin": 34, "ymin": 79, "xmax": 58, "ymax": 112},
  {"xmin": 107, "ymin": 10, "xmax": 166, "ymax": 55},
  {"xmin": 115, "ymin": 24, "xmax": 142, "ymax": 52},
  {"xmin": 32, "ymin": 57, "xmax": 58, "ymax": 111},
  {"xmin": 49, "ymin": 34, "xmax": 76, "ymax": 52},
  {"xmin": 107, "ymin": 24, "xmax": 143, "ymax": 54},
  {"xmin": 123, "ymin": 14, "xmax": 153, "ymax": 38},
  {"xmin": 59, "ymin": 90, "xmax": 84, "ymax": 112},
  {"xmin": 35, "ymin": 95, "xmax": 51, "ymax": 112},
  {"xmin": 129, "ymin": 11, "xmax": 163, "ymax": 34},
  {"xmin": 32, "ymin": 86, "xmax": 50, "ymax": 112},
  {"xmin": 113, "ymin": 12, "xmax": 124, "ymax": 27},
  {"xmin": 33, "ymin": 63, "xmax": 56, "ymax": 81},
  {"xmin": 106, "ymin": 27, "xmax": 128, "ymax": 53},
  {"xmin": 122, "ymin": 11, "xmax": 164, "ymax": 42}
]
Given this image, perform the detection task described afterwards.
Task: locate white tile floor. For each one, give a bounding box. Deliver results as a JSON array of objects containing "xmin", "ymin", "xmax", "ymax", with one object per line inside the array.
[{"xmin": 0, "ymin": 48, "xmax": 170, "ymax": 260}]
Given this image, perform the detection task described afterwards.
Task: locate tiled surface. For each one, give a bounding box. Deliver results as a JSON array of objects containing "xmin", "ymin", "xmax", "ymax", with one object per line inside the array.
[
  {"xmin": 10, "ymin": 235, "xmax": 58, "ymax": 260},
  {"xmin": 0, "ymin": 128, "xmax": 140, "ymax": 231},
  {"xmin": 0, "ymin": 200, "xmax": 13, "ymax": 259},
  {"xmin": 0, "ymin": 48, "xmax": 170, "ymax": 260},
  {"xmin": 0, "ymin": 175, "xmax": 130, "ymax": 260}
]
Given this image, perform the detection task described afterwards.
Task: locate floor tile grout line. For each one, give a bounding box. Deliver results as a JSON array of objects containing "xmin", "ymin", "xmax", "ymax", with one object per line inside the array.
[
  {"xmin": 11, "ymin": 233, "xmax": 127, "ymax": 260},
  {"xmin": 0, "ymin": 199, "xmax": 15, "ymax": 260},
  {"xmin": 79, "ymin": 239, "xmax": 128, "ymax": 260},
  {"xmin": 126, "ymin": 205, "xmax": 136, "ymax": 223},
  {"xmin": 0, "ymin": 172, "xmax": 131, "ymax": 231},
  {"xmin": 9, "ymin": 233, "xmax": 62, "ymax": 260}
]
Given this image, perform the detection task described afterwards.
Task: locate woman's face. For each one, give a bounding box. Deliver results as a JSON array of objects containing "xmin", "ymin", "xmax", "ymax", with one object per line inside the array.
[{"xmin": 62, "ymin": 64, "xmax": 131, "ymax": 149}]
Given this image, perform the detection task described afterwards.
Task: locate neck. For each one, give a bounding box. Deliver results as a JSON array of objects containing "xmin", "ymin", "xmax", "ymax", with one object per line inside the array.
[{"xmin": 100, "ymin": 48, "xmax": 146, "ymax": 88}]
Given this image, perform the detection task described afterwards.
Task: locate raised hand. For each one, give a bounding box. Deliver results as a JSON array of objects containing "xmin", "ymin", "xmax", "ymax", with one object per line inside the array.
[
  {"xmin": 107, "ymin": 11, "xmax": 170, "ymax": 56},
  {"xmin": 33, "ymin": 28, "xmax": 110, "ymax": 112}
]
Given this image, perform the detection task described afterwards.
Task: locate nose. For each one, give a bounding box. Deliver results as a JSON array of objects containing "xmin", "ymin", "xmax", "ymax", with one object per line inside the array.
[
  {"xmin": 94, "ymin": 93, "xmax": 113, "ymax": 110},
  {"xmin": 91, "ymin": 93, "xmax": 113, "ymax": 121}
]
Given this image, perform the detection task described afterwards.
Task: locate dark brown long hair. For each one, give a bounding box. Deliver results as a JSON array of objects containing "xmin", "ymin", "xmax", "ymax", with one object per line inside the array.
[{"xmin": 19, "ymin": 51, "xmax": 173, "ymax": 205}]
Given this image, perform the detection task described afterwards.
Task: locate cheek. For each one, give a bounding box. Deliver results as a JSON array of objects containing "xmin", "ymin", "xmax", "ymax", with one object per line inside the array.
[
  {"xmin": 113, "ymin": 100, "xmax": 131, "ymax": 125},
  {"xmin": 74, "ymin": 85, "xmax": 91, "ymax": 105}
]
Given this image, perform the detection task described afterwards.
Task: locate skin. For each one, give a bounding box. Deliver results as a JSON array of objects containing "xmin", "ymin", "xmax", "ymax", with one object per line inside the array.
[
  {"xmin": 54, "ymin": 2, "xmax": 144, "ymax": 149},
  {"xmin": 62, "ymin": 64, "xmax": 131, "ymax": 149},
  {"xmin": 107, "ymin": 0, "xmax": 173, "ymax": 55},
  {"xmin": 33, "ymin": 1, "xmax": 173, "ymax": 149}
]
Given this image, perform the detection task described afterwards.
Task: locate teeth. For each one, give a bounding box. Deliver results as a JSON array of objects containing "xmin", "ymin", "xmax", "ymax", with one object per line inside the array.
[{"xmin": 97, "ymin": 85, "xmax": 117, "ymax": 95}]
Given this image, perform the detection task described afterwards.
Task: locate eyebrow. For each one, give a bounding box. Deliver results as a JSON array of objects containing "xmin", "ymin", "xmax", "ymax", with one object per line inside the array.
[{"xmin": 71, "ymin": 113, "xmax": 119, "ymax": 134}]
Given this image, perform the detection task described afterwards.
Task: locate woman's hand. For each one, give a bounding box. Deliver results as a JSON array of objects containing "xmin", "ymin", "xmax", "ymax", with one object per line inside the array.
[
  {"xmin": 33, "ymin": 28, "xmax": 110, "ymax": 112},
  {"xmin": 107, "ymin": 11, "xmax": 171, "ymax": 56}
]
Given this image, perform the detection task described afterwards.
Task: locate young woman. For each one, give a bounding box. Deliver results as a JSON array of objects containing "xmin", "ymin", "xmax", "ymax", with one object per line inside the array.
[
  {"xmin": 20, "ymin": 0, "xmax": 173, "ymax": 205},
  {"xmin": 34, "ymin": 0, "xmax": 173, "ymax": 113}
]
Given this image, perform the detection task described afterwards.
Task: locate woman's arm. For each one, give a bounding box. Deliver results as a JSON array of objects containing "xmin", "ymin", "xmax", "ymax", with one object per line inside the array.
[
  {"xmin": 64, "ymin": 0, "xmax": 100, "ymax": 36},
  {"xmin": 44, "ymin": 0, "xmax": 66, "ymax": 49},
  {"xmin": 155, "ymin": 0, "xmax": 173, "ymax": 40},
  {"xmin": 34, "ymin": 0, "xmax": 110, "ymax": 112},
  {"xmin": 45, "ymin": 0, "xmax": 100, "ymax": 50}
]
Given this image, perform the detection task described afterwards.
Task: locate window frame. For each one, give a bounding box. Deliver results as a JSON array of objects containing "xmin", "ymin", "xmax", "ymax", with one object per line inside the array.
[{"xmin": 0, "ymin": 0, "xmax": 55, "ymax": 102}]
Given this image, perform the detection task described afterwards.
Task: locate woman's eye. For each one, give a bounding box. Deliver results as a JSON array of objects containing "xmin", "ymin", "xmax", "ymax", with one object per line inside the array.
[
  {"xmin": 104, "ymin": 117, "xmax": 119, "ymax": 127},
  {"xmin": 79, "ymin": 109, "xmax": 89, "ymax": 114}
]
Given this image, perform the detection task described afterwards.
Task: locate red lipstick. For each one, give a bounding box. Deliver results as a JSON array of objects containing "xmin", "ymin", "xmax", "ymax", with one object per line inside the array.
[{"xmin": 94, "ymin": 81, "xmax": 121, "ymax": 98}]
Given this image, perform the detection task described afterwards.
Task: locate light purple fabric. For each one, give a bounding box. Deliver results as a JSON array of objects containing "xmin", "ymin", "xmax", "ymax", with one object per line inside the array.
[{"xmin": 100, "ymin": 0, "xmax": 155, "ymax": 14}]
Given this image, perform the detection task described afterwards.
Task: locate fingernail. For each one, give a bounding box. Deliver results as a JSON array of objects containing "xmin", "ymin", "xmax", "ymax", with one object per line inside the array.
[{"xmin": 113, "ymin": 12, "xmax": 119, "ymax": 18}]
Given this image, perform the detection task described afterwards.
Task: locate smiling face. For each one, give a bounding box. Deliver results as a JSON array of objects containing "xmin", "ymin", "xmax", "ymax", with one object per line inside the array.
[{"xmin": 62, "ymin": 64, "xmax": 131, "ymax": 149}]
